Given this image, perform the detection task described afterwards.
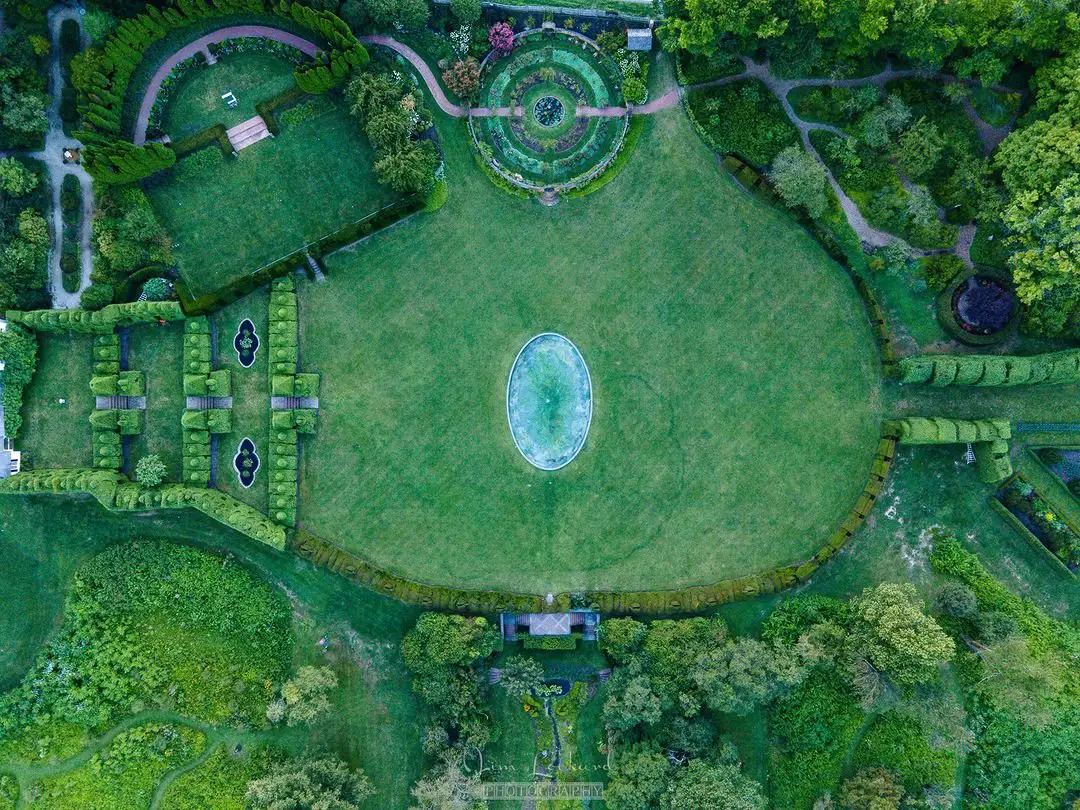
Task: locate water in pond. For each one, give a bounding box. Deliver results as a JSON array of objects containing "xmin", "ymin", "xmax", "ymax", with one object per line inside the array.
[
  {"xmin": 234, "ymin": 318, "xmax": 259, "ymax": 368},
  {"xmin": 507, "ymin": 333, "xmax": 592, "ymax": 471},
  {"xmin": 233, "ymin": 437, "xmax": 259, "ymax": 488}
]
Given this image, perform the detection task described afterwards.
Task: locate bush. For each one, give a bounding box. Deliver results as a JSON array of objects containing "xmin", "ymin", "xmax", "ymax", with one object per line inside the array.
[
  {"xmin": 623, "ymin": 76, "xmax": 647, "ymax": 105},
  {"xmin": 0, "ymin": 325, "xmax": 37, "ymax": 438},
  {"xmin": 142, "ymin": 277, "xmax": 170, "ymax": 301},
  {"xmin": 294, "ymin": 409, "xmax": 318, "ymax": 434},
  {"xmin": 934, "ymin": 581, "xmax": 978, "ymax": 618},
  {"xmin": 80, "ymin": 283, "xmax": 114, "ymax": 311},
  {"xmin": 135, "ymin": 454, "xmax": 168, "ymax": 487},
  {"xmin": 522, "ymin": 635, "xmax": 578, "ymax": 650},
  {"xmin": 918, "ymin": 254, "xmax": 965, "ymax": 292},
  {"xmin": 686, "ymin": 81, "xmax": 799, "ymax": 167}
]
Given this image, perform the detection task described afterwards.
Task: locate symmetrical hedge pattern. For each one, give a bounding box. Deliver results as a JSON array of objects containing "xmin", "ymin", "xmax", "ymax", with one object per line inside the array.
[
  {"xmin": 92, "ymin": 333, "xmax": 120, "ymax": 375},
  {"xmin": 181, "ymin": 319, "xmax": 231, "ymax": 486},
  {"xmin": 0, "ymin": 469, "xmax": 285, "ymax": 549},
  {"xmin": 883, "ymin": 417, "xmax": 1011, "ymax": 444},
  {"xmin": 899, "ymin": 350, "xmax": 1080, "ymax": 387},
  {"xmin": 8, "ymin": 302, "xmax": 184, "ymax": 333}
]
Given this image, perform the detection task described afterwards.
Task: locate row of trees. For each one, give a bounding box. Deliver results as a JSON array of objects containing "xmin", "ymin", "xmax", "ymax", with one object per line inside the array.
[{"xmin": 0, "ymin": 158, "xmax": 50, "ymax": 315}]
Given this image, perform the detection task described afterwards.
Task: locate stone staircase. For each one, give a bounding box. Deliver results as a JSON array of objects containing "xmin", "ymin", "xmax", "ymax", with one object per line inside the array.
[{"xmin": 226, "ymin": 115, "xmax": 271, "ymax": 151}]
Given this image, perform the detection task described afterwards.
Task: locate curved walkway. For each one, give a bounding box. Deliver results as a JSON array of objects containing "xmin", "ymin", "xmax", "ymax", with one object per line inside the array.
[{"xmin": 133, "ymin": 26, "xmax": 319, "ymax": 145}]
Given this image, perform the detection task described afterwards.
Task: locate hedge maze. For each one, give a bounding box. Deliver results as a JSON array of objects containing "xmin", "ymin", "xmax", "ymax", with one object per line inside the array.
[{"xmin": 899, "ymin": 349, "xmax": 1080, "ymax": 387}]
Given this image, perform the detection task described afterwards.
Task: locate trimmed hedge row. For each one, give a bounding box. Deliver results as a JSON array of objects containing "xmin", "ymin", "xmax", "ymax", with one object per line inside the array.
[
  {"xmin": 292, "ymin": 435, "xmax": 899, "ymax": 615},
  {"xmin": 8, "ymin": 302, "xmax": 184, "ymax": 332},
  {"xmin": 851, "ymin": 274, "xmax": 899, "ymax": 378},
  {"xmin": 268, "ymin": 276, "xmax": 300, "ymax": 527},
  {"xmin": 182, "ymin": 427, "xmax": 211, "ymax": 486},
  {"xmin": 181, "ymin": 409, "xmax": 233, "ymax": 433},
  {"xmin": 174, "ymin": 195, "xmax": 423, "ymax": 315},
  {"xmin": 291, "ymin": 529, "xmax": 547, "ymax": 612},
  {"xmin": 899, "ymin": 349, "xmax": 1080, "ymax": 387},
  {"xmin": 89, "ymin": 370, "xmax": 145, "ymax": 397},
  {"xmin": 89, "ymin": 408, "xmax": 144, "ymax": 435},
  {"xmin": 254, "ymin": 85, "xmax": 307, "ymax": 136},
  {"xmin": 183, "ymin": 316, "xmax": 212, "ymax": 375},
  {"xmin": 522, "ymin": 635, "xmax": 578, "ymax": 650},
  {"xmin": 0, "ymin": 468, "xmax": 285, "ymax": 549},
  {"xmin": 975, "ymin": 439, "xmax": 1013, "ymax": 483},
  {"xmin": 93, "ymin": 427, "xmax": 123, "ymax": 470},
  {"xmin": 170, "ymin": 124, "xmax": 231, "ymax": 159},
  {"xmin": 92, "ymin": 333, "xmax": 120, "ymax": 375},
  {"xmin": 884, "ymin": 417, "xmax": 1011, "ymax": 444}
]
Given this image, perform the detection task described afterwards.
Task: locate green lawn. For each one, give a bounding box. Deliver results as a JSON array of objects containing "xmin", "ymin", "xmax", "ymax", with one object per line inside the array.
[
  {"xmin": 146, "ymin": 94, "xmax": 401, "ymax": 298},
  {"xmin": 15, "ymin": 333, "xmax": 93, "ymax": 470},
  {"xmin": 212, "ymin": 288, "xmax": 270, "ymax": 510},
  {"xmin": 161, "ymin": 52, "xmax": 299, "ymax": 141},
  {"xmin": 298, "ymin": 107, "xmax": 883, "ymax": 594},
  {"xmin": 127, "ymin": 321, "xmax": 186, "ymax": 481}
]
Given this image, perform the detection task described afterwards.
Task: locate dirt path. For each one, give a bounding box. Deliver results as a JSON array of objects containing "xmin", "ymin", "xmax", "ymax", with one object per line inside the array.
[{"xmin": 133, "ymin": 26, "xmax": 319, "ymax": 145}]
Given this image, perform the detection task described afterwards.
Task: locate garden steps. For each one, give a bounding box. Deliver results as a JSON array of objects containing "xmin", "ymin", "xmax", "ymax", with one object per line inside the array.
[
  {"xmin": 225, "ymin": 116, "xmax": 271, "ymax": 151},
  {"xmin": 185, "ymin": 396, "xmax": 233, "ymax": 410},
  {"xmin": 96, "ymin": 395, "xmax": 146, "ymax": 410},
  {"xmin": 270, "ymin": 396, "xmax": 319, "ymax": 410}
]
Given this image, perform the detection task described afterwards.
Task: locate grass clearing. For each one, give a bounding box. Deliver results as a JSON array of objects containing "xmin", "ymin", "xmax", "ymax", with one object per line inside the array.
[
  {"xmin": 127, "ymin": 321, "xmax": 186, "ymax": 480},
  {"xmin": 146, "ymin": 94, "xmax": 400, "ymax": 298},
  {"xmin": 300, "ymin": 109, "xmax": 882, "ymax": 594},
  {"xmin": 16, "ymin": 333, "xmax": 93, "ymax": 470}
]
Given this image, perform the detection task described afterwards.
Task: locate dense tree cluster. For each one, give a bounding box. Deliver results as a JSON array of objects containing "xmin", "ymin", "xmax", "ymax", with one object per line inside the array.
[{"xmin": 0, "ymin": 156, "xmax": 49, "ymax": 314}]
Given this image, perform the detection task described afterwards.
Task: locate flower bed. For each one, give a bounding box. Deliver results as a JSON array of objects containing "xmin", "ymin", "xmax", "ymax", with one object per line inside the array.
[{"xmin": 997, "ymin": 477, "xmax": 1080, "ymax": 571}]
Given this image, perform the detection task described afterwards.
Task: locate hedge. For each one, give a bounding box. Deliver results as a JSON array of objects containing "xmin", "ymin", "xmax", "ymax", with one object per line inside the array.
[
  {"xmin": 294, "ymin": 372, "xmax": 319, "ymax": 398},
  {"xmin": 254, "ymin": 85, "xmax": 307, "ymax": 136},
  {"xmin": 0, "ymin": 468, "xmax": 284, "ymax": 548},
  {"xmin": 267, "ymin": 276, "xmax": 301, "ymax": 526},
  {"xmin": 851, "ymin": 274, "xmax": 899, "ymax": 378},
  {"xmin": 183, "ymin": 317, "xmax": 212, "ymax": 375},
  {"xmin": 93, "ymin": 333, "xmax": 121, "ymax": 376},
  {"xmin": 988, "ymin": 498, "xmax": 1076, "ymax": 579},
  {"xmin": 522, "ymin": 635, "xmax": 578, "ymax": 650},
  {"xmin": 271, "ymin": 409, "xmax": 318, "ymax": 434},
  {"xmin": 292, "ymin": 434, "xmax": 898, "ymax": 615},
  {"xmin": 91, "ymin": 374, "xmax": 118, "ymax": 396},
  {"xmin": 117, "ymin": 370, "xmax": 145, "ymax": 396},
  {"xmin": 0, "ymin": 324, "xmax": 38, "ymax": 438},
  {"xmin": 182, "ymin": 427, "xmax": 211, "ymax": 486},
  {"xmin": 117, "ymin": 409, "xmax": 144, "ymax": 435},
  {"xmin": 8, "ymin": 302, "xmax": 184, "ymax": 332},
  {"xmin": 975, "ymin": 439, "xmax": 1012, "ymax": 483},
  {"xmin": 899, "ymin": 349, "xmax": 1080, "ymax": 387},
  {"xmin": 883, "ymin": 417, "xmax": 1011, "ymax": 444},
  {"xmin": 170, "ymin": 124, "xmax": 231, "ymax": 159}
]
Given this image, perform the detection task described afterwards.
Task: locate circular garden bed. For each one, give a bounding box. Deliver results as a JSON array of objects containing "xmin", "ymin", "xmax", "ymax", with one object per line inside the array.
[
  {"xmin": 471, "ymin": 31, "xmax": 627, "ymax": 192},
  {"xmin": 937, "ymin": 268, "xmax": 1020, "ymax": 345}
]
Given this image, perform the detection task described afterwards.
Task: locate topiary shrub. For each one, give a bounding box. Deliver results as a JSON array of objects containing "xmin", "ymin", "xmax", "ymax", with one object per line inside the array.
[
  {"xmin": 135, "ymin": 454, "xmax": 168, "ymax": 487},
  {"xmin": 142, "ymin": 277, "xmax": 170, "ymax": 301},
  {"xmin": 80, "ymin": 283, "xmax": 115, "ymax": 311}
]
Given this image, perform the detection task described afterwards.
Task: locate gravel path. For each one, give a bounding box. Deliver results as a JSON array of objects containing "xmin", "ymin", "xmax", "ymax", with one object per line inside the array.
[{"xmin": 133, "ymin": 26, "xmax": 319, "ymax": 145}]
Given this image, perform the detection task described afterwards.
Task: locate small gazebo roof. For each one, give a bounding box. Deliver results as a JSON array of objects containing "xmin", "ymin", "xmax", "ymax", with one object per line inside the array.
[{"xmin": 627, "ymin": 28, "xmax": 653, "ymax": 51}]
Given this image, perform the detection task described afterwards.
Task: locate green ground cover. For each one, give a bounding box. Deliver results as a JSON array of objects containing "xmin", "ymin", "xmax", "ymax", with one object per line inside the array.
[
  {"xmin": 300, "ymin": 107, "xmax": 882, "ymax": 594},
  {"xmin": 161, "ymin": 52, "xmax": 299, "ymax": 141},
  {"xmin": 0, "ymin": 496, "xmax": 425, "ymax": 808},
  {"xmin": 212, "ymin": 289, "xmax": 270, "ymax": 509},
  {"xmin": 146, "ymin": 93, "xmax": 400, "ymax": 298},
  {"xmin": 159, "ymin": 743, "xmax": 277, "ymax": 810},
  {"xmin": 686, "ymin": 80, "xmax": 800, "ymax": 166},
  {"xmin": 15, "ymin": 333, "xmax": 93, "ymax": 470},
  {"xmin": 127, "ymin": 321, "xmax": 186, "ymax": 480}
]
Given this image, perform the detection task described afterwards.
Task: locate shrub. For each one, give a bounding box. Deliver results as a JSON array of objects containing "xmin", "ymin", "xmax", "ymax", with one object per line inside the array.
[
  {"xmin": 918, "ymin": 254, "xmax": 964, "ymax": 292},
  {"xmin": 622, "ymin": 76, "xmax": 647, "ymax": 105},
  {"xmin": 294, "ymin": 409, "xmax": 318, "ymax": 434},
  {"xmin": 142, "ymin": 277, "xmax": 170, "ymax": 301},
  {"xmin": 0, "ymin": 325, "xmax": 37, "ymax": 438},
  {"xmin": 934, "ymin": 581, "xmax": 978, "ymax": 618},
  {"xmin": 489, "ymin": 22, "xmax": 514, "ymax": 56},
  {"xmin": 442, "ymin": 58, "xmax": 480, "ymax": 100},
  {"xmin": 769, "ymin": 146, "xmax": 828, "ymax": 218},
  {"xmin": 90, "ymin": 374, "xmax": 119, "ymax": 396},
  {"xmin": 117, "ymin": 370, "xmax": 145, "ymax": 396},
  {"xmin": 135, "ymin": 454, "xmax": 168, "ymax": 487},
  {"xmin": 522, "ymin": 635, "xmax": 578, "ymax": 650},
  {"xmin": 293, "ymin": 373, "xmax": 320, "ymax": 398},
  {"xmin": 687, "ymin": 81, "xmax": 799, "ymax": 167},
  {"xmin": 206, "ymin": 409, "xmax": 232, "ymax": 434},
  {"xmin": 117, "ymin": 410, "xmax": 144, "ymax": 435},
  {"xmin": 80, "ymin": 283, "xmax": 114, "ymax": 311}
]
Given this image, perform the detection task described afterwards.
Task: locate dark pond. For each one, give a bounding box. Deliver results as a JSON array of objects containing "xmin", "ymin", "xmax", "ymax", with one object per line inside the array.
[
  {"xmin": 234, "ymin": 319, "xmax": 259, "ymax": 368},
  {"xmin": 539, "ymin": 679, "xmax": 571, "ymax": 697},
  {"xmin": 952, "ymin": 275, "xmax": 1016, "ymax": 334},
  {"xmin": 233, "ymin": 437, "xmax": 259, "ymax": 488}
]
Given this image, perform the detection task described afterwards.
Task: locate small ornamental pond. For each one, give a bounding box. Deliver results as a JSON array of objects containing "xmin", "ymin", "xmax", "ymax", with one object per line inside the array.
[
  {"xmin": 507, "ymin": 333, "xmax": 592, "ymax": 471},
  {"xmin": 952, "ymin": 275, "xmax": 1016, "ymax": 335},
  {"xmin": 233, "ymin": 437, "xmax": 260, "ymax": 488},
  {"xmin": 234, "ymin": 318, "xmax": 259, "ymax": 368}
]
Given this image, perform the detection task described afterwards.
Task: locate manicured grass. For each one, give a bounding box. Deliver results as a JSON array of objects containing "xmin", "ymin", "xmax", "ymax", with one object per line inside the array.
[
  {"xmin": 299, "ymin": 107, "xmax": 882, "ymax": 593},
  {"xmin": 127, "ymin": 321, "xmax": 186, "ymax": 480},
  {"xmin": 146, "ymin": 94, "xmax": 401, "ymax": 298},
  {"xmin": 15, "ymin": 333, "xmax": 94, "ymax": 470},
  {"xmin": 212, "ymin": 289, "xmax": 270, "ymax": 509},
  {"xmin": 161, "ymin": 52, "xmax": 299, "ymax": 141}
]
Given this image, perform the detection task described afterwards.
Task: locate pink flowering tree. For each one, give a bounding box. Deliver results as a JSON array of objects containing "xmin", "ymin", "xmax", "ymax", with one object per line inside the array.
[{"xmin": 488, "ymin": 22, "xmax": 514, "ymax": 56}]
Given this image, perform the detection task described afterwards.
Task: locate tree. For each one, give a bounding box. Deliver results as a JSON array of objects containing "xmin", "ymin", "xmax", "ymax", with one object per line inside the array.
[
  {"xmin": 859, "ymin": 96, "xmax": 911, "ymax": 150},
  {"xmin": 142, "ymin": 278, "xmax": 169, "ymax": 301},
  {"xmin": 488, "ymin": 22, "xmax": 514, "ymax": 56},
  {"xmin": 693, "ymin": 637, "xmax": 808, "ymax": 715},
  {"xmin": 977, "ymin": 636, "xmax": 1063, "ymax": 728},
  {"xmin": 0, "ymin": 239, "xmax": 46, "ymax": 291},
  {"xmin": 663, "ymin": 759, "xmax": 767, "ymax": 810},
  {"xmin": 599, "ymin": 617, "xmax": 648, "ymax": 663},
  {"xmin": 0, "ymin": 158, "xmax": 38, "ymax": 196},
  {"xmin": 450, "ymin": 0, "xmax": 481, "ymax": 24},
  {"xmin": 362, "ymin": 0, "xmax": 429, "ymax": 29},
  {"xmin": 846, "ymin": 583, "xmax": 955, "ymax": 693},
  {"xmin": 272, "ymin": 665, "xmax": 339, "ymax": 726},
  {"xmin": 16, "ymin": 209, "xmax": 48, "ymax": 246},
  {"xmin": 365, "ymin": 106, "xmax": 415, "ymax": 151},
  {"xmin": 605, "ymin": 743, "xmax": 671, "ymax": 810},
  {"xmin": 933, "ymin": 581, "xmax": 977, "ymax": 619},
  {"xmin": 0, "ymin": 87, "xmax": 48, "ymax": 138},
  {"xmin": 498, "ymin": 655, "xmax": 544, "ymax": 698},
  {"xmin": 893, "ymin": 117, "xmax": 943, "ymax": 181},
  {"xmin": 409, "ymin": 760, "xmax": 482, "ymax": 810},
  {"xmin": 82, "ymin": 8, "xmax": 117, "ymax": 43},
  {"xmin": 246, "ymin": 756, "xmax": 375, "ymax": 810},
  {"xmin": 374, "ymin": 140, "xmax": 437, "ymax": 193},
  {"xmin": 769, "ymin": 146, "xmax": 827, "ymax": 218},
  {"xmin": 623, "ymin": 77, "xmax": 647, "ymax": 105},
  {"xmin": 839, "ymin": 768, "xmax": 904, "ymax": 810},
  {"xmin": 442, "ymin": 58, "xmax": 480, "ymax": 100},
  {"xmin": 603, "ymin": 673, "xmax": 663, "ymax": 731},
  {"xmin": 135, "ymin": 454, "xmax": 167, "ymax": 487}
]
